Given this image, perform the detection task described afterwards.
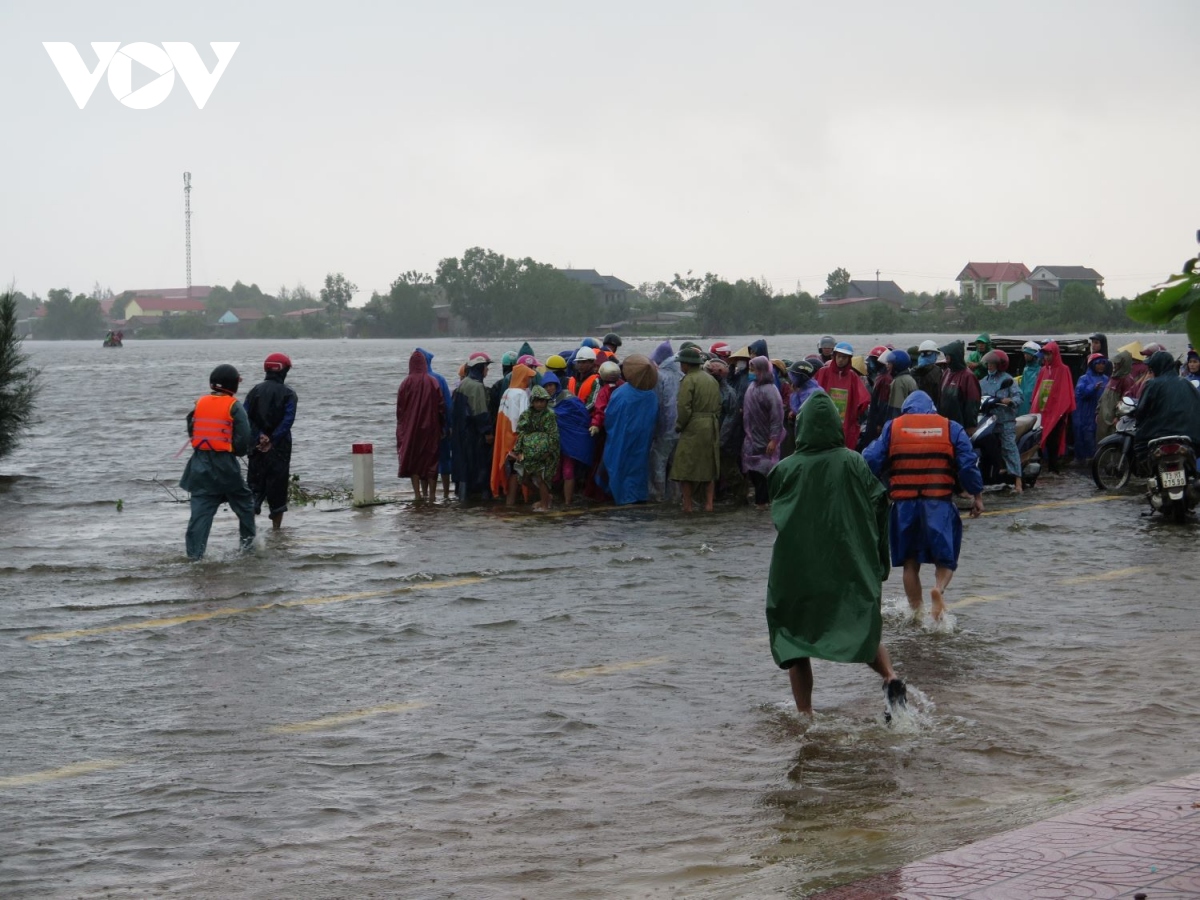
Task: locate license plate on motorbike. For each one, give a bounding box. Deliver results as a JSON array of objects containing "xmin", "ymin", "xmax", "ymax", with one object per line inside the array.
[{"xmin": 1160, "ymin": 469, "xmax": 1187, "ymax": 488}]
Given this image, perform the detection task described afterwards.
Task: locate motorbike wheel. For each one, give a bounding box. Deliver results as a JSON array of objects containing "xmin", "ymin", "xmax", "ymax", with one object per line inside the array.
[
  {"xmin": 1170, "ymin": 499, "xmax": 1189, "ymax": 524},
  {"xmin": 1092, "ymin": 443, "xmax": 1131, "ymax": 491}
]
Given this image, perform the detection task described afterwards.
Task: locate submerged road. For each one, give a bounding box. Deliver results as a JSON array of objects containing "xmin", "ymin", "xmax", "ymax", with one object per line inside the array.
[{"xmin": 2, "ymin": 338, "xmax": 1198, "ymax": 898}]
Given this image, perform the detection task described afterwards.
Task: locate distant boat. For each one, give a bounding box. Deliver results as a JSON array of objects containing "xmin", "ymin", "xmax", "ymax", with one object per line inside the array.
[{"xmin": 103, "ymin": 334, "xmax": 124, "ymax": 348}]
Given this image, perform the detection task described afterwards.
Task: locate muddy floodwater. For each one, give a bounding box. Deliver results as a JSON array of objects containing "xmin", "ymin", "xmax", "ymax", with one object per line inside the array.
[{"xmin": 2, "ymin": 336, "xmax": 1197, "ymax": 899}]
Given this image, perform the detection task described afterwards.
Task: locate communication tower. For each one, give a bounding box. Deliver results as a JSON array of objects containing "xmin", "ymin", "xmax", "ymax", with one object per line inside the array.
[{"xmin": 183, "ymin": 172, "xmax": 192, "ymax": 297}]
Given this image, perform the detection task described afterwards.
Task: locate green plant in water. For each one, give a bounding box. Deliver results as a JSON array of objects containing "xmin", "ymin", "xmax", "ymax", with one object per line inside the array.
[
  {"xmin": 116, "ymin": 499, "xmax": 123, "ymax": 512},
  {"xmin": 287, "ymin": 473, "xmax": 352, "ymax": 506},
  {"xmin": 1127, "ymin": 235, "xmax": 1200, "ymax": 347}
]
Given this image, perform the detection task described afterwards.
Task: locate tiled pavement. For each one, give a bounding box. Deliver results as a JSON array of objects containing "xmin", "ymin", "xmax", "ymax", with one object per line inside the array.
[{"xmin": 812, "ymin": 773, "xmax": 1200, "ymax": 899}]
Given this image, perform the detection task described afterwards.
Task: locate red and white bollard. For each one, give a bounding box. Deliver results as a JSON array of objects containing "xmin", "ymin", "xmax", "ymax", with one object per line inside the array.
[{"xmin": 352, "ymin": 443, "xmax": 374, "ymax": 506}]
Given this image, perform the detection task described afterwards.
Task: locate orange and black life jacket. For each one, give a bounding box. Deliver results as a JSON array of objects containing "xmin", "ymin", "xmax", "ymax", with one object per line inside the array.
[
  {"xmin": 574, "ymin": 373, "xmax": 598, "ymax": 403},
  {"xmin": 886, "ymin": 413, "xmax": 955, "ymax": 500},
  {"xmin": 191, "ymin": 394, "xmax": 237, "ymax": 452}
]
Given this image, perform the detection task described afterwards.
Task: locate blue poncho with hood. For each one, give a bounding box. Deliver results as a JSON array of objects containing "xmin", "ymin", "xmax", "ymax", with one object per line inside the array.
[
  {"xmin": 600, "ymin": 381, "xmax": 658, "ymax": 505},
  {"xmin": 418, "ymin": 347, "xmax": 453, "ymax": 475}
]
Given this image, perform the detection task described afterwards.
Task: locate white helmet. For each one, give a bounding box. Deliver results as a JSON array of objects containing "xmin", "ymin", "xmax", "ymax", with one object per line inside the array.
[
  {"xmin": 575, "ymin": 346, "xmax": 597, "ymax": 362},
  {"xmin": 918, "ymin": 340, "xmax": 939, "ymax": 353},
  {"xmin": 1021, "ymin": 340, "xmax": 1041, "ymax": 355}
]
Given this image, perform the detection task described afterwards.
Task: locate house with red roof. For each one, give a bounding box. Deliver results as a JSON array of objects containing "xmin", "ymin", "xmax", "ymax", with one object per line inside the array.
[{"xmin": 955, "ymin": 262, "xmax": 1032, "ymax": 307}]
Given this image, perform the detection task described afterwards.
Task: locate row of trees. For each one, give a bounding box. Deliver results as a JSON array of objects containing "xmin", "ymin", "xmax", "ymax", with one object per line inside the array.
[{"xmin": 0, "ymin": 292, "xmax": 40, "ymax": 461}]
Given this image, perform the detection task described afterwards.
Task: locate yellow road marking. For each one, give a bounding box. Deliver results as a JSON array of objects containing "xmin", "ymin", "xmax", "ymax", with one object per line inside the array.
[
  {"xmin": 1059, "ymin": 566, "xmax": 1148, "ymax": 585},
  {"xmin": 267, "ymin": 701, "xmax": 427, "ymax": 734},
  {"xmin": 0, "ymin": 759, "xmax": 126, "ymax": 789},
  {"xmin": 945, "ymin": 594, "xmax": 1000, "ymax": 610},
  {"xmin": 980, "ymin": 495, "xmax": 1125, "ymax": 517},
  {"xmin": 552, "ymin": 656, "xmax": 670, "ymax": 680},
  {"xmin": 26, "ymin": 577, "xmax": 487, "ymax": 643}
]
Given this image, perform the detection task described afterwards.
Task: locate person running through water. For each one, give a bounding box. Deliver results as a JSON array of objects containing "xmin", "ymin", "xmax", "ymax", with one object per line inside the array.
[
  {"xmin": 180, "ymin": 364, "xmax": 256, "ymax": 559},
  {"xmin": 244, "ymin": 352, "xmax": 297, "ymax": 530},
  {"xmin": 766, "ymin": 393, "xmax": 905, "ymax": 718}
]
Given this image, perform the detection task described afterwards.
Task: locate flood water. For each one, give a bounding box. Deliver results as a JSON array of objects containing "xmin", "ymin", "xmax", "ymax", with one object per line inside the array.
[{"xmin": 2, "ymin": 335, "xmax": 1197, "ymax": 899}]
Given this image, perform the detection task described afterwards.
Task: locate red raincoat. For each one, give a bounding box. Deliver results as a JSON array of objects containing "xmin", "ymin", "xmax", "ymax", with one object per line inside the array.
[
  {"xmin": 815, "ymin": 358, "xmax": 871, "ymax": 449},
  {"xmin": 396, "ymin": 350, "xmax": 446, "ymax": 479},
  {"xmin": 1030, "ymin": 340, "xmax": 1077, "ymax": 453}
]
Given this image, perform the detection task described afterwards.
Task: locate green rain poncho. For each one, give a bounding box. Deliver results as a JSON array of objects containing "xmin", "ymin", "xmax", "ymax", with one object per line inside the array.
[{"xmin": 765, "ymin": 392, "xmax": 890, "ymax": 667}]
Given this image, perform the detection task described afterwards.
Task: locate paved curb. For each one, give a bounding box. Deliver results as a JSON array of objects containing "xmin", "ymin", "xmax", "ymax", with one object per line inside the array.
[{"xmin": 812, "ymin": 773, "xmax": 1200, "ymax": 898}]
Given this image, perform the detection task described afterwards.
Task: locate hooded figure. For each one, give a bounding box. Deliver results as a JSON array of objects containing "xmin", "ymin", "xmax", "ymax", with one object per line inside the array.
[
  {"xmin": 489, "ymin": 350, "xmax": 519, "ymax": 420},
  {"xmin": 967, "ymin": 333, "xmax": 992, "ymax": 377},
  {"xmin": 912, "ymin": 345, "xmax": 942, "ymax": 408},
  {"xmin": 650, "ymin": 345, "xmax": 683, "ymax": 501},
  {"xmin": 860, "ymin": 351, "xmax": 894, "ymax": 450},
  {"xmin": 670, "ymin": 349, "xmax": 722, "ymax": 488},
  {"xmin": 490, "ymin": 364, "xmax": 535, "ymax": 497},
  {"xmin": 766, "ymin": 393, "xmax": 900, "ymax": 715},
  {"xmin": 742, "ymin": 356, "xmax": 785, "ymax": 507},
  {"xmin": 1184, "ymin": 349, "xmax": 1200, "ymax": 388},
  {"xmin": 1096, "ymin": 350, "xmax": 1135, "ymax": 443},
  {"xmin": 1073, "ymin": 353, "xmax": 1110, "ymax": 461},
  {"xmin": 937, "ymin": 340, "xmax": 981, "ymax": 430},
  {"xmin": 885, "ymin": 350, "xmax": 918, "ymax": 421},
  {"xmin": 418, "ymin": 348, "xmax": 454, "ymax": 494},
  {"xmin": 599, "ymin": 354, "xmax": 659, "ymax": 505},
  {"xmin": 1030, "ymin": 340, "xmax": 1076, "ymax": 468},
  {"xmin": 513, "ymin": 385, "xmax": 560, "ymax": 486},
  {"xmin": 1133, "ymin": 350, "xmax": 1200, "ymax": 460},
  {"xmin": 1015, "ymin": 344, "xmax": 1042, "ymax": 416},
  {"xmin": 543, "ymin": 373, "xmax": 594, "ymax": 468},
  {"xmin": 978, "ymin": 350, "xmax": 1025, "ymax": 488},
  {"xmin": 396, "ymin": 350, "xmax": 447, "ymax": 493},
  {"xmin": 451, "ymin": 356, "xmax": 493, "ymax": 499},
  {"xmin": 815, "ymin": 343, "xmax": 871, "ymax": 449},
  {"xmin": 863, "ymin": 391, "xmax": 984, "ymax": 619}
]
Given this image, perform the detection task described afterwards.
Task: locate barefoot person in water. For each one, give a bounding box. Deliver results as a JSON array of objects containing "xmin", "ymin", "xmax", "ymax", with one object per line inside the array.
[
  {"xmin": 863, "ymin": 390, "xmax": 984, "ymax": 622},
  {"xmin": 766, "ymin": 393, "xmax": 905, "ymax": 716}
]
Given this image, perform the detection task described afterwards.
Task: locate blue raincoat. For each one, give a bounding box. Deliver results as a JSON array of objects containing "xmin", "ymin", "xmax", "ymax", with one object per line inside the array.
[
  {"xmin": 543, "ymin": 374, "xmax": 594, "ymax": 466},
  {"xmin": 418, "ymin": 348, "xmax": 453, "ymax": 475},
  {"xmin": 650, "ymin": 352, "xmax": 682, "ymax": 499},
  {"xmin": 600, "ymin": 382, "xmax": 657, "ymax": 505},
  {"xmin": 1073, "ymin": 360, "xmax": 1110, "ymax": 460},
  {"xmin": 863, "ymin": 391, "xmax": 983, "ymax": 569}
]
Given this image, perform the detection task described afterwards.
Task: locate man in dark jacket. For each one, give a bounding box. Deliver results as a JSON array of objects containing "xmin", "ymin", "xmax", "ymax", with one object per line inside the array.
[
  {"xmin": 244, "ymin": 352, "xmax": 298, "ymax": 530},
  {"xmin": 1134, "ymin": 350, "xmax": 1200, "ymax": 462},
  {"xmin": 938, "ymin": 340, "xmax": 981, "ymax": 431}
]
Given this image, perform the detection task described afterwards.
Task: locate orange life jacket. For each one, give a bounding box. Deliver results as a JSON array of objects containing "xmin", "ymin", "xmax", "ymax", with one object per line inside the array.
[
  {"xmin": 191, "ymin": 394, "xmax": 237, "ymax": 452},
  {"xmin": 573, "ymin": 373, "xmax": 599, "ymax": 403},
  {"xmin": 886, "ymin": 413, "xmax": 955, "ymax": 500}
]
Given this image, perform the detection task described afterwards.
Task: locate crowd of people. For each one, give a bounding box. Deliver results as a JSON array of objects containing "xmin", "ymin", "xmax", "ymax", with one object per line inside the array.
[{"xmin": 177, "ymin": 334, "xmax": 1200, "ymax": 719}]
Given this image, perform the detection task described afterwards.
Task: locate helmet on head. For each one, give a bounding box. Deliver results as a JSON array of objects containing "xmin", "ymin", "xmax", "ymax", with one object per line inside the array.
[
  {"xmin": 599, "ymin": 360, "xmax": 621, "ymax": 381},
  {"xmin": 603, "ymin": 332, "xmax": 622, "ymax": 348},
  {"xmin": 1021, "ymin": 340, "xmax": 1041, "ymax": 356},
  {"xmin": 546, "ymin": 354, "xmax": 567, "ymax": 371},
  {"xmin": 264, "ymin": 352, "xmax": 292, "ymax": 373},
  {"xmin": 918, "ymin": 339, "xmax": 939, "ymax": 353},
  {"xmin": 575, "ymin": 346, "xmax": 597, "ymax": 362},
  {"xmin": 517, "ymin": 354, "xmax": 539, "ymax": 368},
  {"xmin": 709, "ymin": 341, "xmax": 731, "ymax": 359},
  {"xmin": 468, "ymin": 352, "xmax": 492, "ymax": 367},
  {"xmin": 834, "ymin": 341, "xmax": 854, "ymax": 356},
  {"xmin": 209, "ymin": 364, "xmax": 241, "ymax": 395},
  {"xmin": 500, "ymin": 351, "xmax": 518, "ymax": 367},
  {"xmin": 981, "ymin": 350, "xmax": 1008, "ymax": 371},
  {"xmin": 788, "ymin": 359, "xmax": 815, "ymax": 380},
  {"xmin": 868, "ymin": 345, "xmax": 888, "ymax": 359},
  {"xmin": 1141, "ymin": 342, "xmax": 1164, "ymax": 357},
  {"xmin": 819, "ymin": 335, "xmax": 837, "ymax": 350},
  {"xmin": 888, "ymin": 349, "xmax": 911, "ymax": 370},
  {"xmin": 580, "ymin": 337, "xmax": 601, "ymax": 349}
]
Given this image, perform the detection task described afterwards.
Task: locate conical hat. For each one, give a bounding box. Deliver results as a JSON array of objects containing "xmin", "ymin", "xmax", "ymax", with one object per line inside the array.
[
  {"xmin": 851, "ymin": 355, "xmax": 867, "ymax": 376},
  {"xmin": 1116, "ymin": 340, "xmax": 1144, "ymax": 360}
]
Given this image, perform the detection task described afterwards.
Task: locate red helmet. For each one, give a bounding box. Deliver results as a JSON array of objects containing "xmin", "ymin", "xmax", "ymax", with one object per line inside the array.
[
  {"xmin": 709, "ymin": 341, "xmax": 731, "ymax": 359},
  {"xmin": 264, "ymin": 352, "xmax": 292, "ymax": 373},
  {"xmin": 868, "ymin": 345, "xmax": 889, "ymax": 359}
]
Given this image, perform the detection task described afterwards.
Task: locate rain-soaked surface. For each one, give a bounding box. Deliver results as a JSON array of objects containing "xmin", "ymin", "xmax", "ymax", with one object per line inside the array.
[{"xmin": 2, "ymin": 335, "xmax": 1197, "ymax": 899}]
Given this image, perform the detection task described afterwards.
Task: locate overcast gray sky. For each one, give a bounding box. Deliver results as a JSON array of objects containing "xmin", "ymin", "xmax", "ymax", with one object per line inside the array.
[{"xmin": 2, "ymin": 0, "xmax": 1198, "ymax": 304}]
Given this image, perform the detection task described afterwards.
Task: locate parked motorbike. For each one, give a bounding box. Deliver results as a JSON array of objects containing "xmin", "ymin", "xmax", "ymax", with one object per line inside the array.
[
  {"xmin": 971, "ymin": 396, "xmax": 1042, "ymax": 490},
  {"xmin": 1145, "ymin": 435, "xmax": 1200, "ymax": 523},
  {"xmin": 1091, "ymin": 395, "xmax": 1146, "ymax": 490}
]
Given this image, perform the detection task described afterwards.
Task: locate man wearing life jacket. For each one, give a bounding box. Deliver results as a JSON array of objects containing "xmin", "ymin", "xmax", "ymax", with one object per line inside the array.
[
  {"xmin": 568, "ymin": 346, "xmax": 601, "ymax": 409},
  {"xmin": 863, "ymin": 391, "xmax": 983, "ymax": 622},
  {"xmin": 244, "ymin": 352, "xmax": 298, "ymax": 530},
  {"xmin": 179, "ymin": 364, "xmax": 256, "ymax": 560}
]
